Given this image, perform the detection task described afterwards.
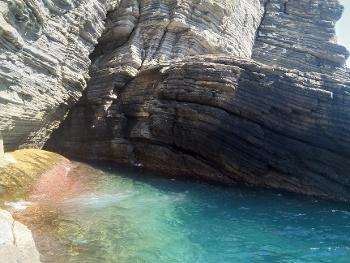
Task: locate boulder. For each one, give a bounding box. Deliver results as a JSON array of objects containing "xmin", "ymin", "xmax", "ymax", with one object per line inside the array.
[{"xmin": 0, "ymin": 209, "xmax": 41, "ymax": 263}]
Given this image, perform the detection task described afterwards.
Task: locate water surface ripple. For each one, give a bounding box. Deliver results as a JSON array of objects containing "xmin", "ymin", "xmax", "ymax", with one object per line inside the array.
[{"xmin": 2, "ymin": 162, "xmax": 350, "ymax": 263}]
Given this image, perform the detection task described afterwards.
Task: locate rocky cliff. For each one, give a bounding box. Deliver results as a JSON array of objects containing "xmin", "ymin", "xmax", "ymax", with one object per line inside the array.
[
  {"xmin": 254, "ymin": 0, "xmax": 348, "ymax": 72},
  {"xmin": 0, "ymin": 0, "xmax": 118, "ymax": 150},
  {"xmin": 1, "ymin": 0, "xmax": 350, "ymax": 201}
]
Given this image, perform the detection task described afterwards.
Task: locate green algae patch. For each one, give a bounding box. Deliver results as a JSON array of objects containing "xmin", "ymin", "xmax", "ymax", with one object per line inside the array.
[{"xmin": 0, "ymin": 149, "xmax": 69, "ymax": 199}]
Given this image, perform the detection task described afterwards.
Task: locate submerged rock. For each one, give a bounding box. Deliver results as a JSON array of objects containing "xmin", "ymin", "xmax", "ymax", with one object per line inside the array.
[
  {"xmin": 0, "ymin": 149, "xmax": 69, "ymax": 199},
  {"xmin": 0, "ymin": 149, "xmax": 69, "ymax": 261},
  {"xmin": 0, "ymin": 209, "xmax": 41, "ymax": 263}
]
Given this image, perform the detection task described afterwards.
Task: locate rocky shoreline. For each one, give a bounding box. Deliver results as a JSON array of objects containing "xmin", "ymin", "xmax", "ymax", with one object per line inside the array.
[
  {"xmin": 0, "ymin": 149, "xmax": 71, "ymax": 262},
  {"xmin": 0, "ymin": 209, "xmax": 41, "ymax": 263}
]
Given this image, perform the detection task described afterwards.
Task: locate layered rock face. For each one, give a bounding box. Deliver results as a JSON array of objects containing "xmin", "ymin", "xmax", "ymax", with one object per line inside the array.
[
  {"xmin": 2, "ymin": 0, "xmax": 350, "ymax": 201},
  {"xmin": 254, "ymin": 0, "xmax": 349, "ymax": 72},
  {"xmin": 48, "ymin": 55, "xmax": 350, "ymax": 201},
  {"xmin": 0, "ymin": 0, "xmax": 118, "ymax": 151},
  {"xmin": 85, "ymin": 0, "xmax": 262, "ymax": 104},
  {"xmin": 46, "ymin": 0, "xmax": 350, "ymax": 201}
]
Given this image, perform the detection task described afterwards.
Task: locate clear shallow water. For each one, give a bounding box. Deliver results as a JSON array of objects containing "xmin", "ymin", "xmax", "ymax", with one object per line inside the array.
[{"xmin": 2, "ymin": 162, "xmax": 350, "ymax": 263}]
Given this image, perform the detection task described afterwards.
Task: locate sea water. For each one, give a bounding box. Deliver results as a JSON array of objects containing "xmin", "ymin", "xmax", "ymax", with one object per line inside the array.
[{"xmin": 2, "ymin": 162, "xmax": 350, "ymax": 263}]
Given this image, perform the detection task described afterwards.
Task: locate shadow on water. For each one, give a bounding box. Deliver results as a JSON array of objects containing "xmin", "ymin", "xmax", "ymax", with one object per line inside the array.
[{"xmin": 88, "ymin": 159, "xmax": 350, "ymax": 208}]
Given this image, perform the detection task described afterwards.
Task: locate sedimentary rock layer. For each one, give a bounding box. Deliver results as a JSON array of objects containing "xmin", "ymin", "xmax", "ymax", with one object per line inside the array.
[
  {"xmin": 0, "ymin": 0, "xmax": 263, "ymax": 151},
  {"xmin": 254, "ymin": 0, "xmax": 349, "ymax": 72},
  {"xmin": 48, "ymin": 55, "xmax": 350, "ymax": 201},
  {"xmin": 46, "ymin": 0, "xmax": 350, "ymax": 201},
  {"xmin": 1, "ymin": 0, "xmax": 350, "ymax": 201},
  {"xmin": 0, "ymin": 0, "xmax": 117, "ymax": 150},
  {"xmin": 86, "ymin": 0, "xmax": 262, "ymax": 104}
]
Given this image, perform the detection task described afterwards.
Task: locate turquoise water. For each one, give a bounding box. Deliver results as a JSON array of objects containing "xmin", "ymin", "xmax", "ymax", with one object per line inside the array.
[{"xmin": 3, "ymin": 162, "xmax": 350, "ymax": 263}]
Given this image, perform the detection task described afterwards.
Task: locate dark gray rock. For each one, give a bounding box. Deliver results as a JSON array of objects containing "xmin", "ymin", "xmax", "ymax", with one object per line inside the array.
[{"xmin": 47, "ymin": 55, "xmax": 350, "ymax": 201}]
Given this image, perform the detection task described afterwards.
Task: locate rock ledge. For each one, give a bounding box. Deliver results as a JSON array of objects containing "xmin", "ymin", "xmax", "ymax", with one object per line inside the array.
[{"xmin": 0, "ymin": 209, "xmax": 41, "ymax": 263}]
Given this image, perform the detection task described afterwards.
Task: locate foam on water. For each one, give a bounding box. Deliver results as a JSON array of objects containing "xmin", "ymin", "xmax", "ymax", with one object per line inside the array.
[
  {"xmin": 4, "ymin": 200, "xmax": 33, "ymax": 210},
  {"xmin": 62, "ymin": 192, "xmax": 132, "ymax": 209}
]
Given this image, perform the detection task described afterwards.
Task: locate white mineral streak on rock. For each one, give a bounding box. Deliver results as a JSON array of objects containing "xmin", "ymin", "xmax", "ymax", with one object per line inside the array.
[{"xmin": 0, "ymin": 132, "xmax": 4, "ymax": 158}]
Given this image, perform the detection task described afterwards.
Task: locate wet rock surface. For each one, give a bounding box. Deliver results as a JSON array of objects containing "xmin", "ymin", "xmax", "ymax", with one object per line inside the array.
[{"xmin": 0, "ymin": 149, "xmax": 69, "ymax": 199}]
